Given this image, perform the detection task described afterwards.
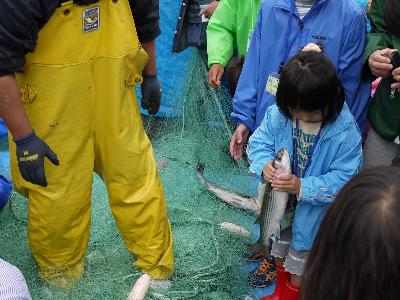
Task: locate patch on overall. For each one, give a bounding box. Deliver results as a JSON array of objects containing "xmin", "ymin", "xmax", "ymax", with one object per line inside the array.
[{"xmin": 82, "ymin": 6, "xmax": 100, "ymax": 33}]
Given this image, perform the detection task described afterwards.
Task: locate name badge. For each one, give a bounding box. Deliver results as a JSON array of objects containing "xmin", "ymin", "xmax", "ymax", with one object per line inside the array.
[
  {"xmin": 83, "ymin": 6, "xmax": 100, "ymax": 33},
  {"xmin": 265, "ymin": 73, "xmax": 280, "ymax": 96}
]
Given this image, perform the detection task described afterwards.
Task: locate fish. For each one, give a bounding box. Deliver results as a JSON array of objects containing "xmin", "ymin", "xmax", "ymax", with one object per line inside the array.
[
  {"xmin": 196, "ymin": 164, "xmax": 261, "ymax": 215},
  {"xmin": 128, "ymin": 274, "xmax": 151, "ymax": 300},
  {"xmin": 257, "ymin": 148, "xmax": 291, "ymax": 252},
  {"xmin": 196, "ymin": 148, "xmax": 290, "ymax": 250},
  {"xmin": 219, "ymin": 222, "xmax": 251, "ymax": 239}
]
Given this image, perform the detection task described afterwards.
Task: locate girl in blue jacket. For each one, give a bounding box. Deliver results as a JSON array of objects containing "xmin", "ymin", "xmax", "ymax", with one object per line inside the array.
[{"xmin": 248, "ymin": 50, "xmax": 362, "ymax": 300}]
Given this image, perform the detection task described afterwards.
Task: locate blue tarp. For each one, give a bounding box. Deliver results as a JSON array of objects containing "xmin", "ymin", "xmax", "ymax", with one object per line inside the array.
[{"xmin": 138, "ymin": 0, "xmax": 192, "ymax": 117}]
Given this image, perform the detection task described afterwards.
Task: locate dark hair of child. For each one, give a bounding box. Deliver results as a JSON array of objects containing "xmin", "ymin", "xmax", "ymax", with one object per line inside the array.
[
  {"xmin": 276, "ymin": 51, "xmax": 345, "ymax": 124},
  {"xmin": 302, "ymin": 166, "xmax": 400, "ymax": 300},
  {"xmin": 226, "ymin": 56, "xmax": 245, "ymax": 97},
  {"xmin": 385, "ymin": 0, "xmax": 400, "ymax": 38}
]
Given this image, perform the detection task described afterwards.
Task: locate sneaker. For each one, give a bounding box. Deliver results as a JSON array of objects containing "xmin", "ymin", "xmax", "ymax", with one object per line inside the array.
[
  {"xmin": 245, "ymin": 242, "xmax": 266, "ymax": 262},
  {"xmin": 247, "ymin": 249, "xmax": 264, "ymax": 262},
  {"xmin": 249, "ymin": 258, "xmax": 277, "ymax": 288}
]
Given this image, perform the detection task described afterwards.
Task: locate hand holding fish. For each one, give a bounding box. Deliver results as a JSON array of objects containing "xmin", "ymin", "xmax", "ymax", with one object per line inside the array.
[
  {"xmin": 262, "ymin": 161, "xmax": 275, "ymax": 182},
  {"xmin": 271, "ymin": 174, "xmax": 301, "ymax": 196}
]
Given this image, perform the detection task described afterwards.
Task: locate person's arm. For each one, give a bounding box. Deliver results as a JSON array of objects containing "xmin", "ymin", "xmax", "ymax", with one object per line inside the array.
[
  {"xmin": 0, "ymin": 1, "xmax": 60, "ymax": 187},
  {"xmin": 300, "ymin": 127, "xmax": 363, "ymax": 205},
  {"xmin": 206, "ymin": 0, "xmax": 238, "ymax": 68},
  {"xmin": 0, "ymin": 74, "xmax": 32, "ymax": 139},
  {"xmin": 248, "ymin": 106, "xmax": 276, "ymax": 177},
  {"xmin": 199, "ymin": 0, "xmax": 220, "ymax": 19},
  {"xmin": 231, "ymin": 7, "xmax": 263, "ymax": 131},
  {"xmin": 130, "ymin": 0, "xmax": 162, "ymax": 115},
  {"xmin": 337, "ymin": 10, "xmax": 370, "ymax": 126},
  {"xmin": 142, "ymin": 40, "xmax": 157, "ymax": 75},
  {"xmin": 130, "ymin": 0, "xmax": 161, "ymax": 44},
  {"xmin": 362, "ymin": 0, "xmax": 393, "ymax": 81},
  {"xmin": 206, "ymin": 0, "xmax": 238, "ymax": 88}
]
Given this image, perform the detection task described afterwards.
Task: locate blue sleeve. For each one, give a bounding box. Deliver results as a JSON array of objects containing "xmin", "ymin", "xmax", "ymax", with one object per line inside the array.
[
  {"xmin": 230, "ymin": 7, "xmax": 262, "ymax": 131},
  {"xmin": 300, "ymin": 127, "xmax": 363, "ymax": 205},
  {"xmin": 248, "ymin": 106, "xmax": 276, "ymax": 177},
  {"xmin": 337, "ymin": 10, "xmax": 371, "ymax": 128}
]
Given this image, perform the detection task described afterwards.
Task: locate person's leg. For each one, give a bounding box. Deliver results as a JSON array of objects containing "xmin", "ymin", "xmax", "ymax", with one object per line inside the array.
[
  {"xmin": 93, "ymin": 55, "xmax": 174, "ymax": 280},
  {"xmin": 363, "ymin": 127, "xmax": 398, "ymax": 168},
  {"xmin": 9, "ymin": 62, "xmax": 94, "ymax": 287},
  {"xmin": 278, "ymin": 248, "xmax": 308, "ymax": 300},
  {"xmin": 259, "ymin": 228, "xmax": 291, "ymax": 299}
]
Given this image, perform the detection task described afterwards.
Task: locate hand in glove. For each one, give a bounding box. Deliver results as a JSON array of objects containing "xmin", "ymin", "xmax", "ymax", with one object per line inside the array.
[
  {"xmin": 141, "ymin": 72, "xmax": 162, "ymax": 115},
  {"xmin": 14, "ymin": 131, "xmax": 59, "ymax": 187}
]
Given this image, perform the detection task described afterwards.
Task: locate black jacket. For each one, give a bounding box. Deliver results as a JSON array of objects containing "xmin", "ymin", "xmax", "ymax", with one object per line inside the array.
[{"xmin": 0, "ymin": 0, "xmax": 160, "ymax": 76}]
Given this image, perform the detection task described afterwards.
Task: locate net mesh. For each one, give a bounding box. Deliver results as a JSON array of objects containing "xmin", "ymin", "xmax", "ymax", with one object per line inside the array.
[
  {"xmin": 0, "ymin": 1, "xmax": 261, "ymax": 299},
  {"xmin": 0, "ymin": 47, "xmax": 258, "ymax": 300}
]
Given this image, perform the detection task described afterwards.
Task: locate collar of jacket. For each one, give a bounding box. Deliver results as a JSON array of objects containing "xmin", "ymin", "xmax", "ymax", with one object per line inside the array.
[
  {"xmin": 274, "ymin": 102, "xmax": 357, "ymax": 144},
  {"xmin": 274, "ymin": 0, "xmax": 328, "ymax": 12}
]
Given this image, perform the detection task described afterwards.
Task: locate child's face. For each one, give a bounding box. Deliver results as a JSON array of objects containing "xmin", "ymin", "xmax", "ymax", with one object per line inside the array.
[{"xmin": 291, "ymin": 109, "xmax": 324, "ymax": 123}]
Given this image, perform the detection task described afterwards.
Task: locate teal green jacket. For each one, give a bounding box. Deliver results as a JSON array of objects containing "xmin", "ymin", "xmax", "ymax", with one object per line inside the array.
[
  {"xmin": 206, "ymin": 0, "xmax": 261, "ymax": 68},
  {"xmin": 363, "ymin": 0, "xmax": 400, "ymax": 141}
]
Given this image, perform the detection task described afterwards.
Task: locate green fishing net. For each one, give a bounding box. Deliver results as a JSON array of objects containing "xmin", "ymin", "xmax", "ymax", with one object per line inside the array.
[{"xmin": 0, "ymin": 50, "xmax": 258, "ymax": 299}]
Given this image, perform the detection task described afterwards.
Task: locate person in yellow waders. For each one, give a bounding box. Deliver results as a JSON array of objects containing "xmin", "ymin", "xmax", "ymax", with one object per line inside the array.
[{"xmin": 0, "ymin": 0, "xmax": 174, "ymax": 287}]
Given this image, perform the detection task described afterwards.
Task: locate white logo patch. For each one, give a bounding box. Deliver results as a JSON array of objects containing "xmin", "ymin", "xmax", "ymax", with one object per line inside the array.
[{"xmin": 82, "ymin": 6, "xmax": 100, "ymax": 33}]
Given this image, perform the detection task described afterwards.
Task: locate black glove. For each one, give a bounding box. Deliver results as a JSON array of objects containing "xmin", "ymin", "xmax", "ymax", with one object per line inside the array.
[
  {"xmin": 14, "ymin": 131, "xmax": 59, "ymax": 187},
  {"xmin": 141, "ymin": 72, "xmax": 162, "ymax": 115}
]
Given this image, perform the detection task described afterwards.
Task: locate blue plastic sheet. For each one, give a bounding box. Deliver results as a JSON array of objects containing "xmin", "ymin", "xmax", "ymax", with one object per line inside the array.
[
  {"xmin": 0, "ymin": 174, "xmax": 11, "ymax": 211},
  {"xmin": 138, "ymin": 0, "xmax": 193, "ymax": 117},
  {"xmin": 0, "ymin": 118, "xmax": 7, "ymax": 137}
]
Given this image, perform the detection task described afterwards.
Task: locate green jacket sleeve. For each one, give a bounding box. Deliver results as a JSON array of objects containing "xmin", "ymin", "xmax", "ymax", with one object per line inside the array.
[
  {"xmin": 206, "ymin": 0, "xmax": 238, "ymax": 68},
  {"xmin": 362, "ymin": 0, "xmax": 393, "ymax": 81}
]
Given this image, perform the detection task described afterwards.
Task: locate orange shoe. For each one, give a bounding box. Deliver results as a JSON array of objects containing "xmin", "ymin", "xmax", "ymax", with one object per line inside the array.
[{"xmin": 260, "ymin": 265, "xmax": 290, "ymax": 300}]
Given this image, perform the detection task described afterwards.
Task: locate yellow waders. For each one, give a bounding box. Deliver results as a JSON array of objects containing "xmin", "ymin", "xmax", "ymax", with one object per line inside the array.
[{"xmin": 8, "ymin": 0, "xmax": 174, "ymax": 286}]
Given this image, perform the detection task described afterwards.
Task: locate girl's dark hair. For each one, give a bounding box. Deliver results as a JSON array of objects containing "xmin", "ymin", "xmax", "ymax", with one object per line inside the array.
[
  {"xmin": 276, "ymin": 51, "xmax": 344, "ymax": 124},
  {"xmin": 226, "ymin": 56, "xmax": 245, "ymax": 97},
  {"xmin": 302, "ymin": 166, "xmax": 400, "ymax": 300},
  {"xmin": 385, "ymin": 0, "xmax": 400, "ymax": 38}
]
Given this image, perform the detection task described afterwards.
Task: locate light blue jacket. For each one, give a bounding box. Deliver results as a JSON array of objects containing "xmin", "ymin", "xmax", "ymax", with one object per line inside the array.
[
  {"xmin": 248, "ymin": 103, "xmax": 363, "ymax": 251},
  {"xmin": 232, "ymin": 0, "xmax": 371, "ymax": 132}
]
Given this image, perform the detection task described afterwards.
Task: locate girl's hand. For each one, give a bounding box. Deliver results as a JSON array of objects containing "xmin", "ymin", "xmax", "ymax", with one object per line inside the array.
[
  {"xmin": 368, "ymin": 48, "xmax": 395, "ymax": 78},
  {"xmin": 271, "ymin": 174, "xmax": 301, "ymax": 195},
  {"xmin": 262, "ymin": 161, "xmax": 275, "ymax": 182}
]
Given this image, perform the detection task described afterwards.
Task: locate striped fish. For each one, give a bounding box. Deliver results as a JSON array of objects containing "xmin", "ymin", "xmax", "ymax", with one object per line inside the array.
[{"xmin": 258, "ymin": 148, "xmax": 291, "ymax": 251}]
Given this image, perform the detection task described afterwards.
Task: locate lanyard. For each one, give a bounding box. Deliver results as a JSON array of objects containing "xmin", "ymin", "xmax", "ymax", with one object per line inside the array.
[{"xmin": 293, "ymin": 119, "xmax": 323, "ymax": 177}]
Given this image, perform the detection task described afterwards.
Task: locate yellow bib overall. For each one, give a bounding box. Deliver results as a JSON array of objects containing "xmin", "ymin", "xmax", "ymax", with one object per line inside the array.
[{"xmin": 8, "ymin": 0, "xmax": 173, "ymax": 284}]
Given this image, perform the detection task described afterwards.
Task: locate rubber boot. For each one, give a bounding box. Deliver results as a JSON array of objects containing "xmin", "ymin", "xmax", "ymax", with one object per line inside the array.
[
  {"xmin": 261, "ymin": 265, "xmax": 290, "ymax": 300},
  {"xmin": 280, "ymin": 280, "xmax": 300, "ymax": 300}
]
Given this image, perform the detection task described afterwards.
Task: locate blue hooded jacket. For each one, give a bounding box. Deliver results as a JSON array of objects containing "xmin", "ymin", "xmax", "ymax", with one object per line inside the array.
[
  {"xmin": 248, "ymin": 103, "xmax": 363, "ymax": 251},
  {"xmin": 232, "ymin": 0, "xmax": 371, "ymax": 132}
]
